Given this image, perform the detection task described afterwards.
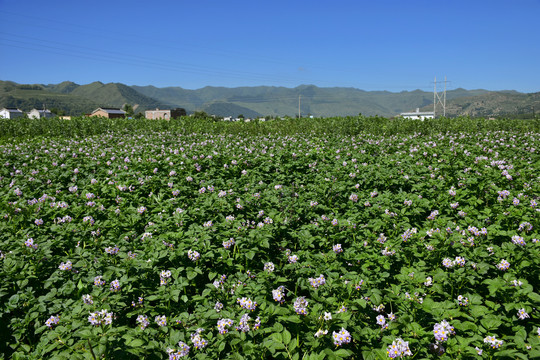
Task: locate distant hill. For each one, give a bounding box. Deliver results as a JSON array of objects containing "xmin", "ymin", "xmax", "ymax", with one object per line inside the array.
[
  {"xmin": 421, "ymin": 91, "xmax": 540, "ymax": 117},
  {"xmin": 1, "ymin": 80, "xmax": 537, "ymax": 118}
]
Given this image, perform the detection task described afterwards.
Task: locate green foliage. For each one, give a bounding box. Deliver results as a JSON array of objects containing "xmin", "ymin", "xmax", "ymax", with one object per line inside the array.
[{"xmin": 0, "ymin": 124, "xmax": 539, "ymax": 359}]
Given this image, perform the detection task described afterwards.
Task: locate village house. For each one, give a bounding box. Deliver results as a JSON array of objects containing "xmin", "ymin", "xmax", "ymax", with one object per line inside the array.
[
  {"xmin": 90, "ymin": 108, "xmax": 126, "ymax": 119},
  {"xmin": 28, "ymin": 109, "xmax": 54, "ymax": 119},
  {"xmin": 0, "ymin": 107, "xmax": 24, "ymax": 119},
  {"xmin": 145, "ymin": 108, "xmax": 186, "ymax": 120},
  {"xmin": 399, "ymin": 108, "xmax": 435, "ymax": 120}
]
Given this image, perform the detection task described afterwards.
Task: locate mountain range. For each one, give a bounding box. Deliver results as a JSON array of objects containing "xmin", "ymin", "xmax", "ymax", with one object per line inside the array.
[{"xmin": 1, "ymin": 80, "xmax": 538, "ymax": 118}]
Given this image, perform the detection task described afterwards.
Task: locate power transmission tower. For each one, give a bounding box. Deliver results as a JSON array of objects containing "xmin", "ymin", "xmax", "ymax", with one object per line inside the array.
[{"xmin": 433, "ymin": 76, "xmax": 447, "ymax": 117}]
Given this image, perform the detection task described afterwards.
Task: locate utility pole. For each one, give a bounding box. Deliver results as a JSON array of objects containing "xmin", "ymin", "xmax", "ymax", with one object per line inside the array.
[
  {"xmin": 434, "ymin": 77, "xmax": 436, "ymax": 118},
  {"xmin": 433, "ymin": 76, "xmax": 447, "ymax": 118},
  {"xmin": 298, "ymin": 95, "xmax": 301, "ymax": 119}
]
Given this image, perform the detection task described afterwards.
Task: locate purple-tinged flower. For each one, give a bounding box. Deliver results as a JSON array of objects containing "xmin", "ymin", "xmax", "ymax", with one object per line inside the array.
[
  {"xmin": 155, "ymin": 315, "xmax": 167, "ymax": 327},
  {"xmin": 59, "ymin": 261, "xmax": 72, "ymax": 271},
  {"xmin": 188, "ymin": 249, "xmax": 200, "ymax": 261},
  {"xmin": 484, "ymin": 335, "xmax": 503, "ymax": 349},
  {"xmin": 517, "ymin": 308, "xmax": 530, "ymax": 320},
  {"xmin": 349, "ymin": 193, "xmax": 358, "ymax": 202},
  {"xmin": 237, "ymin": 297, "xmax": 257, "ymax": 311},
  {"xmin": 217, "ymin": 318, "xmax": 234, "ymax": 334},
  {"xmin": 272, "ymin": 286, "xmax": 286, "ymax": 303},
  {"xmin": 35, "ymin": 218, "xmax": 44, "ymax": 226},
  {"xmin": 442, "ymin": 258, "xmax": 455, "ymax": 268},
  {"xmin": 332, "ymin": 328, "xmax": 351, "ymax": 346},
  {"xmin": 94, "ymin": 276, "xmax": 105, "ymax": 286},
  {"xmin": 293, "ymin": 296, "xmax": 309, "ymax": 315},
  {"xmin": 190, "ymin": 328, "xmax": 208, "ymax": 349},
  {"xmin": 160, "ymin": 270, "xmax": 172, "ymax": 286},
  {"xmin": 333, "ymin": 244, "xmax": 343, "ymax": 254},
  {"xmin": 264, "ymin": 262, "xmax": 275, "ymax": 273},
  {"xmin": 457, "ymin": 295, "xmax": 469, "ymax": 306},
  {"xmin": 167, "ymin": 341, "xmax": 190, "ymax": 359},
  {"xmin": 308, "ymin": 274, "xmax": 326, "ymax": 289},
  {"xmin": 511, "ymin": 235, "xmax": 526, "ymax": 246},
  {"xmin": 496, "ymin": 259, "xmax": 510, "ymax": 271},
  {"xmin": 518, "ymin": 222, "xmax": 533, "ymax": 232},
  {"xmin": 433, "ymin": 320, "xmax": 454, "ymax": 342},
  {"xmin": 222, "ymin": 238, "xmax": 235, "ymax": 249},
  {"xmin": 427, "ymin": 210, "xmax": 439, "ymax": 220},
  {"xmin": 454, "ymin": 256, "xmax": 466, "ymax": 266},
  {"xmin": 288, "ymin": 254, "xmax": 299, "ymax": 263},
  {"xmin": 88, "ymin": 309, "xmax": 113, "ymax": 326},
  {"xmin": 214, "ymin": 302, "xmax": 223, "ymax": 312},
  {"xmin": 236, "ymin": 313, "xmax": 251, "ymax": 332},
  {"xmin": 110, "ymin": 279, "xmax": 121, "ymax": 292},
  {"xmin": 82, "ymin": 294, "xmax": 93, "ymax": 305},
  {"xmin": 510, "ymin": 279, "xmax": 523, "ymax": 287},
  {"xmin": 475, "ymin": 346, "xmax": 483, "ymax": 355},
  {"xmin": 137, "ymin": 315, "xmax": 150, "ymax": 330},
  {"xmin": 387, "ymin": 338, "xmax": 412, "ymax": 358},
  {"xmin": 105, "ymin": 245, "xmax": 119, "ymax": 254},
  {"xmin": 25, "ymin": 238, "xmax": 38, "ymax": 249},
  {"xmin": 376, "ymin": 315, "xmax": 386, "ymax": 327},
  {"xmin": 45, "ymin": 315, "xmax": 60, "ymax": 328}
]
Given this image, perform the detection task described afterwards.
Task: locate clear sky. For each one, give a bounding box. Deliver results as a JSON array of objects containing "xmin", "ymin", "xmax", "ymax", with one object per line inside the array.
[{"xmin": 1, "ymin": 0, "xmax": 539, "ymax": 92}]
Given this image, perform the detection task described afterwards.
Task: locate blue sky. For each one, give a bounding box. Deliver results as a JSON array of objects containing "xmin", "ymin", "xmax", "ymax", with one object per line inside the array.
[{"xmin": 1, "ymin": 0, "xmax": 539, "ymax": 92}]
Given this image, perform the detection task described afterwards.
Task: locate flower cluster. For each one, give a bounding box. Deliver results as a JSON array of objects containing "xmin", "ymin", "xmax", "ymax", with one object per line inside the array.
[
  {"xmin": 188, "ymin": 249, "xmax": 200, "ymax": 261},
  {"xmin": 94, "ymin": 276, "xmax": 105, "ymax": 286},
  {"xmin": 160, "ymin": 270, "xmax": 172, "ymax": 286},
  {"xmin": 433, "ymin": 320, "xmax": 455, "ymax": 342},
  {"xmin": 484, "ymin": 335, "xmax": 503, "ymax": 349},
  {"xmin": 155, "ymin": 315, "xmax": 167, "ymax": 327},
  {"xmin": 332, "ymin": 328, "xmax": 351, "ymax": 346},
  {"xmin": 110, "ymin": 279, "xmax": 121, "ymax": 292},
  {"xmin": 333, "ymin": 244, "xmax": 343, "ymax": 253},
  {"xmin": 136, "ymin": 315, "xmax": 150, "ymax": 330},
  {"xmin": 308, "ymin": 274, "xmax": 326, "ymax": 289},
  {"xmin": 190, "ymin": 328, "xmax": 208, "ymax": 349},
  {"xmin": 167, "ymin": 341, "xmax": 190, "ymax": 359},
  {"xmin": 517, "ymin": 308, "xmax": 530, "ymax": 320},
  {"xmin": 237, "ymin": 297, "xmax": 257, "ymax": 311},
  {"xmin": 45, "ymin": 315, "xmax": 60, "ymax": 328},
  {"xmin": 272, "ymin": 286, "xmax": 286, "ymax": 303},
  {"xmin": 88, "ymin": 309, "xmax": 113, "ymax": 326},
  {"xmin": 58, "ymin": 261, "xmax": 72, "ymax": 271},
  {"xmin": 264, "ymin": 262, "xmax": 275, "ymax": 273},
  {"xmin": 25, "ymin": 238, "xmax": 38, "ymax": 249},
  {"xmin": 293, "ymin": 296, "xmax": 309, "ymax": 315},
  {"xmin": 217, "ymin": 318, "xmax": 234, "ymax": 334},
  {"xmin": 457, "ymin": 295, "xmax": 469, "ymax": 306},
  {"xmin": 387, "ymin": 338, "xmax": 412, "ymax": 358},
  {"xmin": 496, "ymin": 259, "xmax": 510, "ymax": 271}
]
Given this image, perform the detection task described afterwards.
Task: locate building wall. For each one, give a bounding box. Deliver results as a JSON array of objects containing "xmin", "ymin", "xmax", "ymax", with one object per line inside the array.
[
  {"xmin": 0, "ymin": 109, "xmax": 24, "ymax": 119},
  {"xmin": 145, "ymin": 110, "xmax": 171, "ymax": 120}
]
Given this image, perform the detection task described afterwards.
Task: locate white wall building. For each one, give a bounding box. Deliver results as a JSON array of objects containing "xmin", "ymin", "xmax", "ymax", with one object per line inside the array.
[
  {"xmin": 400, "ymin": 108, "xmax": 435, "ymax": 120},
  {"xmin": 0, "ymin": 108, "xmax": 24, "ymax": 119},
  {"xmin": 28, "ymin": 109, "xmax": 54, "ymax": 119}
]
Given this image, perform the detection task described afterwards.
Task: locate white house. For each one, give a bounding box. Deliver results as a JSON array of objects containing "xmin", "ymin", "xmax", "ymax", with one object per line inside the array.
[
  {"xmin": 0, "ymin": 108, "xmax": 24, "ymax": 119},
  {"xmin": 400, "ymin": 108, "xmax": 435, "ymax": 120},
  {"xmin": 28, "ymin": 109, "xmax": 54, "ymax": 119}
]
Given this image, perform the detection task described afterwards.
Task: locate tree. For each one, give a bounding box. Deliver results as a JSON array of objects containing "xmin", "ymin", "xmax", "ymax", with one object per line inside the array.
[
  {"xmin": 237, "ymin": 114, "xmax": 244, "ymax": 119},
  {"xmin": 123, "ymin": 104, "xmax": 134, "ymax": 117}
]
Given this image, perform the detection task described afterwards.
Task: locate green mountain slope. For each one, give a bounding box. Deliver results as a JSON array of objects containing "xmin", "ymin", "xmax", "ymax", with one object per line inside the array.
[
  {"xmin": 421, "ymin": 91, "xmax": 540, "ymax": 117},
  {"xmin": 1, "ymin": 80, "xmax": 537, "ymax": 118},
  {"xmin": 0, "ymin": 80, "xmax": 100, "ymax": 115}
]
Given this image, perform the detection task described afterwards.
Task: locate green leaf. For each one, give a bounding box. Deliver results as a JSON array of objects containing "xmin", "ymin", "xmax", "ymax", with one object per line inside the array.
[{"xmin": 282, "ymin": 329, "xmax": 292, "ymax": 345}]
